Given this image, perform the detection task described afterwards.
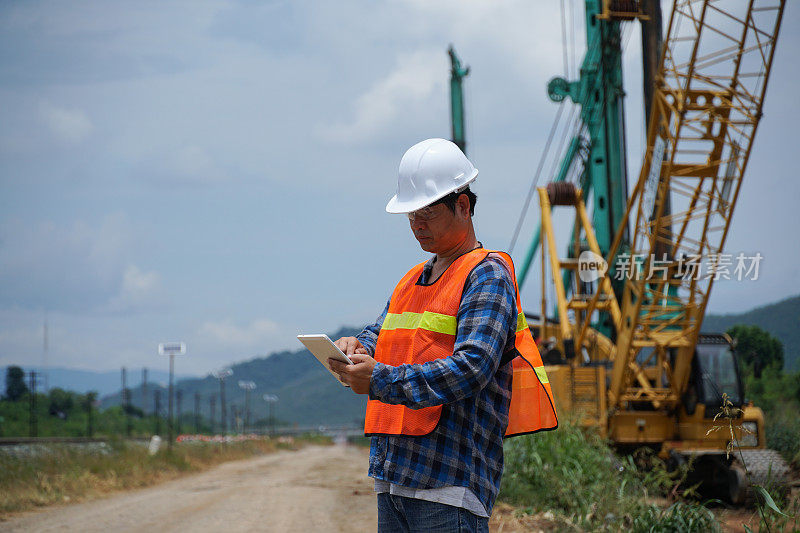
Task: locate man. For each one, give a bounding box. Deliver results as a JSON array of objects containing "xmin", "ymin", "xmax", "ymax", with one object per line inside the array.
[{"xmin": 328, "ymin": 138, "xmax": 557, "ymax": 533}]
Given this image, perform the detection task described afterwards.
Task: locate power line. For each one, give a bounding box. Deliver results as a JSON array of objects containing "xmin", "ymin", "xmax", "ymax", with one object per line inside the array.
[
  {"xmin": 561, "ymin": 0, "xmax": 570, "ymax": 77},
  {"xmin": 509, "ymin": 101, "xmax": 567, "ymax": 253}
]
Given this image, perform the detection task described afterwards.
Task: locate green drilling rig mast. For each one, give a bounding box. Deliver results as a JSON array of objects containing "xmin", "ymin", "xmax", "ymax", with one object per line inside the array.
[
  {"xmin": 448, "ymin": 45, "xmax": 470, "ymax": 155},
  {"xmin": 517, "ymin": 1, "xmax": 646, "ymax": 343}
]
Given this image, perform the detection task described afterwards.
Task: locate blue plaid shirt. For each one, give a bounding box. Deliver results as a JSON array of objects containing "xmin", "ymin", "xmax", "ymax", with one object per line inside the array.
[{"xmin": 356, "ymin": 251, "xmax": 517, "ymax": 515}]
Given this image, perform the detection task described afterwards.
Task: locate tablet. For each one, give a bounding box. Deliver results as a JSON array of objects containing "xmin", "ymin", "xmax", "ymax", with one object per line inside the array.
[{"xmin": 296, "ymin": 334, "xmax": 354, "ymax": 387}]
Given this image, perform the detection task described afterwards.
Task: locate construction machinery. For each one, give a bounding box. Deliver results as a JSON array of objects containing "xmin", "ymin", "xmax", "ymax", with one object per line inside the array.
[{"xmin": 513, "ymin": 0, "xmax": 790, "ymax": 502}]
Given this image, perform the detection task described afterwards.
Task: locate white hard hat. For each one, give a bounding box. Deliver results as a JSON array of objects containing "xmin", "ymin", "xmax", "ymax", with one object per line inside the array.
[{"xmin": 386, "ymin": 138, "xmax": 478, "ymax": 214}]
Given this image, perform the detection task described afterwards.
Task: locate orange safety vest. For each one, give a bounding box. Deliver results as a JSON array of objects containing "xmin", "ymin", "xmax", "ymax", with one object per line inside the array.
[{"xmin": 364, "ymin": 248, "xmax": 558, "ymax": 438}]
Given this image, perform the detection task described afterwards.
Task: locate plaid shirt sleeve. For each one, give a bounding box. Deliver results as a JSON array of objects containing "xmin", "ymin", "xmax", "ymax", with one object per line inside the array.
[
  {"xmin": 355, "ymin": 298, "xmax": 389, "ymax": 356},
  {"xmin": 367, "ymin": 257, "xmax": 517, "ymax": 407}
]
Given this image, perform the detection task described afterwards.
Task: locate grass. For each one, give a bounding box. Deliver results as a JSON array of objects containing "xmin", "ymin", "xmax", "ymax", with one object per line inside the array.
[
  {"xmin": 347, "ymin": 435, "xmax": 372, "ymax": 448},
  {"xmin": 499, "ymin": 419, "xmax": 720, "ymax": 532},
  {"xmin": 0, "ymin": 435, "xmax": 331, "ymax": 516},
  {"xmin": 765, "ymin": 408, "xmax": 800, "ymax": 468},
  {"xmin": 708, "ymin": 393, "xmax": 799, "ymax": 533}
]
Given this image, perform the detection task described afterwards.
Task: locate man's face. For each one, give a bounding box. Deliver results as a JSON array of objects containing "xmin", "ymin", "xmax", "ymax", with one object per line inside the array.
[{"xmin": 407, "ymin": 196, "xmax": 469, "ymax": 254}]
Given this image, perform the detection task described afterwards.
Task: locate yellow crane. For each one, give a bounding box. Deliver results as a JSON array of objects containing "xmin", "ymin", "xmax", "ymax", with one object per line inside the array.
[{"xmin": 534, "ymin": 0, "xmax": 789, "ymax": 502}]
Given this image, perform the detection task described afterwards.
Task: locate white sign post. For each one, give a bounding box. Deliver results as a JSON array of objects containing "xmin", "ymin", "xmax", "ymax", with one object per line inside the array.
[
  {"xmin": 158, "ymin": 342, "xmax": 186, "ymax": 356},
  {"xmin": 158, "ymin": 342, "xmax": 186, "ymax": 449}
]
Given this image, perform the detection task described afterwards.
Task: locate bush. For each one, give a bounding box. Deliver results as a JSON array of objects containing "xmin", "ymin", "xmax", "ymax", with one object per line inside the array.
[
  {"xmin": 765, "ymin": 409, "xmax": 800, "ymax": 467},
  {"xmin": 499, "ymin": 420, "xmax": 720, "ymax": 531},
  {"xmin": 743, "ymin": 364, "xmax": 800, "ymax": 466}
]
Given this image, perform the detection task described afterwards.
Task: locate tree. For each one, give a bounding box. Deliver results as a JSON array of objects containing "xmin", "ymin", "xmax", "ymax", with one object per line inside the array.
[
  {"xmin": 727, "ymin": 324, "xmax": 784, "ymax": 376},
  {"xmin": 81, "ymin": 391, "xmax": 98, "ymax": 437},
  {"xmin": 4, "ymin": 366, "xmax": 28, "ymax": 402},
  {"xmin": 48, "ymin": 388, "xmax": 75, "ymax": 419}
]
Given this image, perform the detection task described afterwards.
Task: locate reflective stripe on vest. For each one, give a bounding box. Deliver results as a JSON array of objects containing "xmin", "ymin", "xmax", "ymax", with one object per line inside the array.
[
  {"xmin": 382, "ymin": 311, "xmax": 457, "ymax": 335},
  {"xmin": 363, "ymin": 248, "xmax": 558, "ymax": 438}
]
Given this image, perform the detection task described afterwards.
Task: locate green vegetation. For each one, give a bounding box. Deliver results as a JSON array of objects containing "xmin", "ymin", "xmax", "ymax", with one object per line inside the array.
[
  {"xmin": 499, "ymin": 419, "xmax": 719, "ymax": 532},
  {"xmin": 4, "ymin": 366, "xmax": 28, "ymax": 402},
  {"xmin": 729, "ymin": 324, "xmax": 785, "ymax": 375},
  {"xmin": 703, "ymin": 294, "xmax": 800, "ymax": 371},
  {"xmin": 0, "ymin": 365, "xmax": 224, "ymax": 438},
  {"xmin": 728, "ymin": 325, "xmax": 800, "ymax": 467},
  {"xmin": 704, "ymin": 325, "xmax": 800, "ymax": 531},
  {"xmin": 0, "ymin": 436, "xmax": 328, "ymax": 516},
  {"xmin": 0, "ymin": 387, "xmax": 189, "ymax": 438}
]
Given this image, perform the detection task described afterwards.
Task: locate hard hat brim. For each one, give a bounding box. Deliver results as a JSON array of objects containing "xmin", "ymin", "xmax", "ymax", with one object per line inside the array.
[{"xmin": 385, "ymin": 169, "xmax": 478, "ymax": 214}]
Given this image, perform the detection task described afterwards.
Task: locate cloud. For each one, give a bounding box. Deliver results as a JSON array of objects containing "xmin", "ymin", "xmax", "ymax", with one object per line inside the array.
[
  {"xmin": 198, "ymin": 317, "xmax": 280, "ymax": 348},
  {"xmin": 38, "ymin": 101, "xmax": 93, "ymax": 143},
  {"xmin": 316, "ymin": 49, "xmax": 446, "ymax": 144},
  {"xmin": 106, "ymin": 265, "xmax": 161, "ymax": 313},
  {"xmin": 396, "ymin": 0, "xmax": 565, "ymax": 81},
  {"xmin": 166, "ymin": 145, "xmax": 229, "ymax": 184},
  {"xmin": 0, "ymin": 214, "xmax": 159, "ymax": 314},
  {"xmin": 134, "ymin": 144, "xmax": 230, "ymax": 186}
]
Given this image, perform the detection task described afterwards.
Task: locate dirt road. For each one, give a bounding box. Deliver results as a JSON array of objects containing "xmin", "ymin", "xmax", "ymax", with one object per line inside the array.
[
  {"xmin": 2, "ymin": 444, "xmax": 377, "ymax": 533},
  {"xmin": 1, "ymin": 442, "xmax": 560, "ymax": 532}
]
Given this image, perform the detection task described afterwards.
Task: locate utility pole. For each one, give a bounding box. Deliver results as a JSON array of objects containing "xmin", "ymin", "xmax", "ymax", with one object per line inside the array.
[
  {"xmin": 213, "ymin": 369, "xmax": 233, "ymax": 434},
  {"xmin": 194, "ymin": 392, "xmax": 200, "ymax": 433},
  {"xmin": 141, "ymin": 368, "xmax": 148, "ymax": 415},
  {"xmin": 85, "ymin": 392, "xmax": 96, "ymax": 437},
  {"xmin": 263, "ymin": 394, "xmax": 278, "ymax": 437},
  {"xmin": 231, "ymin": 405, "xmax": 239, "ymax": 434},
  {"xmin": 221, "ymin": 379, "xmax": 227, "ymax": 433},
  {"xmin": 42, "ymin": 315, "xmax": 49, "ymax": 393},
  {"xmin": 154, "ymin": 389, "xmax": 162, "ymax": 435},
  {"xmin": 176, "ymin": 389, "xmax": 183, "ymax": 435},
  {"xmin": 28, "ymin": 371, "xmax": 38, "ymax": 438},
  {"xmin": 209, "ymin": 395, "xmax": 216, "ymax": 434},
  {"xmin": 238, "ymin": 380, "xmax": 256, "ymax": 433},
  {"xmin": 122, "ymin": 367, "xmax": 131, "ymax": 436}
]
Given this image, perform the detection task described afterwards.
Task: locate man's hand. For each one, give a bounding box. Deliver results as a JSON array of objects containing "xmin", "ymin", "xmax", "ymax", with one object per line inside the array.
[
  {"xmin": 328, "ymin": 353, "xmax": 376, "ymax": 395},
  {"xmin": 333, "ymin": 336, "xmax": 368, "ymax": 356}
]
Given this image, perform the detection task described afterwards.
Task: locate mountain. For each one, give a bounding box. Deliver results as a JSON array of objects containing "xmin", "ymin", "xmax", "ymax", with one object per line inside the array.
[
  {"xmin": 703, "ymin": 294, "xmax": 800, "ymax": 371},
  {"xmin": 2, "ymin": 366, "xmax": 195, "ymax": 397},
  {"xmin": 88, "ymin": 294, "xmax": 800, "ymax": 429},
  {"xmin": 100, "ymin": 326, "xmax": 367, "ymax": 428}
]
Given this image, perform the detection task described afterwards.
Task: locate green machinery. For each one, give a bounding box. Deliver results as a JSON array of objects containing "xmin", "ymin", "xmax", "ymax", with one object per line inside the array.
[
  {"xmin": 448, "ymin": 45, "xmax": 470, "ymax": 155},
  {"xmin": 523, "ymin": 0, "xmax": 789, "ymax": 501},
  {"xmin": 445, "ymin": 1, "xmax": 790, "ymax": 500},
  {"xmin": 516, "ymin": 1, "xmax": 657, "ymax": 343}
]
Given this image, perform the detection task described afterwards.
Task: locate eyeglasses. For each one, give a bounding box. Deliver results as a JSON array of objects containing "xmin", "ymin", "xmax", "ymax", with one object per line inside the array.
[{"xmin": 407, "ymin": 205, "xmax": 441, "ymax": 222}]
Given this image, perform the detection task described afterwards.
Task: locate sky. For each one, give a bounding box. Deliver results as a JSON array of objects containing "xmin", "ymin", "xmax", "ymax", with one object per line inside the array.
[{"xmin": 1, "ymin": 1, "xmax": 798, "ymax": 378}]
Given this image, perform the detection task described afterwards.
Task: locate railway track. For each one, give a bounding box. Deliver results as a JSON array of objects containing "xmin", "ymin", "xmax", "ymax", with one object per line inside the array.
[
  {"xmin": 0, "ymin": 425, "xmax": 362, "ymax": 446},
  {"xmin": 0, "ymin": 436, "xmax": 150, "ymax": 446}
]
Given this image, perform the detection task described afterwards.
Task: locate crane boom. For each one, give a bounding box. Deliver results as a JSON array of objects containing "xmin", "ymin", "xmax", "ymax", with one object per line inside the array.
[
  {"xmin": 607, "ymin": 0, "xmax": 786, "ymax": 409},
  {"xmin": 527, "ymin": 0, "xmax": 790, "ymax": 501}
]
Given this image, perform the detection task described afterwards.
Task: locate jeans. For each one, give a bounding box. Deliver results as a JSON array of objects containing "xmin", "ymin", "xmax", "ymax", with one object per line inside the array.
[{"xmin": 377, "ymin": 493, "xmax": 489, "ymax": 533}]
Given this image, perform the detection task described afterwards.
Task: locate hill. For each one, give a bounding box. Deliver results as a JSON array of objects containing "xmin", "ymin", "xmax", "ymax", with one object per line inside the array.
[
  {"xmin": 100, "ymin": 327, "xmax": 367, "ymax": 428},
  {"xmin": 703, "ymin": 294, "xmax": 800, "ymax": 370},
  {"xmin": 11, "ymin": 367, "xmax": 195, "ymax": 397},
  {"xmin": 97, "ymin": 294, "xmax": 800, "ymax": 429}
]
